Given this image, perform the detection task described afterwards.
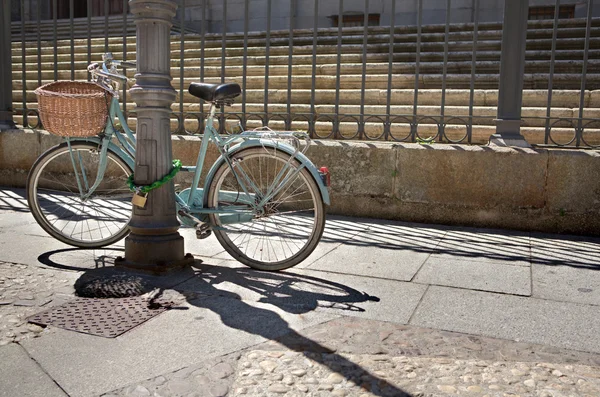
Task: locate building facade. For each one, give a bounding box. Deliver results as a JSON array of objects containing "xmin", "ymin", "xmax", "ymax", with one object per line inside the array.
[{"xmin": 11, "ymin": 0, "xmax": 600, "ymax": 33}]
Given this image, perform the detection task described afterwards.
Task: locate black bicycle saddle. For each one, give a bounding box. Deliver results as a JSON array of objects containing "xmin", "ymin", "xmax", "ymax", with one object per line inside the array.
[{"xmin": 188, "ymin": 82, "xmax": 241, "ymax": 103}]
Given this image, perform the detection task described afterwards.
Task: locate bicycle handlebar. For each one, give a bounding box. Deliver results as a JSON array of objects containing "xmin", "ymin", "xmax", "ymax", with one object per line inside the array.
[{"xmin": 87, "ymin": 62, "xmax": 129, "ymax": 83}]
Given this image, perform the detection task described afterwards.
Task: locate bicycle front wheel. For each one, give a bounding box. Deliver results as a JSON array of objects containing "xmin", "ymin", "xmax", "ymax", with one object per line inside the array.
[
  {"xmin": 27, "ymin": 142, "xmax": 133, "ymax": 248},
  {"xmin": 207, "ymin": 146, "xmax": 326, "ymax": 271}
]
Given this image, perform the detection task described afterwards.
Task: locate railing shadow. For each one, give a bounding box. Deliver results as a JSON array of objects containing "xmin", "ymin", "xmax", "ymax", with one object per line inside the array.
[{"xmin": 321, "ymin": 215, "xmax": 600, "ymax": 270}]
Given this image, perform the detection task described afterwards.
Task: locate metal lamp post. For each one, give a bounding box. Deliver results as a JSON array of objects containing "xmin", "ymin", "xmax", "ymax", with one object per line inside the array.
[{"xmin": 115, "ymin": 0, "xmax": 193, "ymax": 273}]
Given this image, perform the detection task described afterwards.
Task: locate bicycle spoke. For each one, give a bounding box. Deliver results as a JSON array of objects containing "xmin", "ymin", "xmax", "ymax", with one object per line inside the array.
[
  {"xmin": 208, "ymin": 147, "xmax": 324, "ymax": 270},
  {"xmin": 28, "ymin": 144, "xmax": 132, "ymax": 248}
]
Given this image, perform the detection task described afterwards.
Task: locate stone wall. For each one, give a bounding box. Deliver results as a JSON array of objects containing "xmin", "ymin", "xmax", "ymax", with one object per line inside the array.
[{"xmin": 2, "ymin": 129, "xmax": 599, "ymax": 236}]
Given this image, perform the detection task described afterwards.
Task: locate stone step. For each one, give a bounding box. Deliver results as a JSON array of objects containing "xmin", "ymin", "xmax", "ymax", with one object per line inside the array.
[
  {"xmin": 13, "ymin": 33, "xmax": 600, "ymax": 58},
  {"xmin": 12, "ymin": 114, "xmax": 598, "ymax": 146},
  {"xmin": 12, "ymin": 48, "xmax": 600, "ymax": 67},
  {"xmin": 12, "ymin": 59, "xmax": 600, "ymax": 78},
  {"xmin": 11, "ymin": 70, "xmax": 600, "ymax": 91},
  {"xmin": 14, "ymin": 94, "xmax": 599, "ymax": 128},
  {"xmin": 19, "ymin": 82, "xmax": 599, "ymax": 107},
  {"xmin": 12, "ymin": 79, "xmax": 593, "ymax": 107},
  {"xmin": 13, "ymin": 25, "xmax": 600, "ymax": 51},
  {"xmin": 13, "ymin": 86, "xmax": 598, "ymax": 108},
  {"xmin": 11, "ymin": 16, "xmax": 600, "ymax": 46}
]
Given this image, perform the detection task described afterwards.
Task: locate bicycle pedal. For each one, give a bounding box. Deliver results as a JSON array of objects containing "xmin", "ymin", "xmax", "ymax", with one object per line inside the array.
[{"xmin": 196, "ymin": 229, "xmax": 212, "ymax": 239}]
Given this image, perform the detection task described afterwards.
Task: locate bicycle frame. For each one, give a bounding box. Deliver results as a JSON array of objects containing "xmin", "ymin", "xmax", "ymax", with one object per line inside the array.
[
  {"xmin": 68, "ymin": 94, "xmax": 330, "ymax": 228},
  {"xmin": 175, "ymin": 104, "xmax": 330, "ymax": 225}
]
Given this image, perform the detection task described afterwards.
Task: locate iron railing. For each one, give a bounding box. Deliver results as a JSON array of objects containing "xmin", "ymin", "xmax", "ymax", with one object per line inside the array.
[{"xmin": 9, "ymin": 0, "xmax": 600, "ymax": 147}]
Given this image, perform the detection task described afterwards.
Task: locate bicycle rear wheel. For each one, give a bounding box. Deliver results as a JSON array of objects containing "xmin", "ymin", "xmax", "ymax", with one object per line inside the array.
[
  {"xmin": 27, "ymin": 142, "xmax": 133, "ymax": 248},
  {"xmin": 207, "ymin": 146, "xmax": 325, "ymax": 271}
]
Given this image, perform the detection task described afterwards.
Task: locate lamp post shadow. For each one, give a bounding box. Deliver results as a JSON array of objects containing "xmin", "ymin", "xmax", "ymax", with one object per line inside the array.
[
  {"xmin": 37, "ymin": 248, "xmax": 412, "ymax": 397},
  {"xmin": 148, "ymin": 261, "xmax": 412, "ymax": 397}
]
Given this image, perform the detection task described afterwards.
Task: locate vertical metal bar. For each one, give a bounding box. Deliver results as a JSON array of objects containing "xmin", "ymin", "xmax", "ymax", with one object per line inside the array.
[
  {"xmin": 180, "ymin": 0, "xmax": 185, "ymax": 124},
  {"xmin": 200, "ymin": 0, "xmax": 206, "ymax": 123},
  {"xmin": 334, "ymin": 0, "xmax": 343, "ymax": 137},
  {"xmin": 491, "ymin": 0, "xmax": 530, "ymax": 146},
  {"xmin": 576, "ymin": 0, "xmax": 593, "ymax": 146},
  {"xmin": 440, "ymin": 0, "xmax": 450, "ymax": 141},
  {"xmin": 220, "ymin": 0, "xmax": 227, "ymax": 133},
  {"xmin": 359, "ymin": 0, "xmax": 369, "ymax": 139},
  {"xmin": 264, "ymin": 0, "xmax": 272, "ymax": 126},
  {"xmin": 0, "ymin": 0, "xmax": 16, "ymax": 130},
  {"xmin": 70, "ymin": 0, "xmax": 75, "ymax": 81},
  {"xmin": 87, "ymin": 0, "xmax": 92, "ymax": 81},
  {"xmin": 385, "ymin": 0, "xmax": 395, "ymax": 140},
  {"xmin": 21, "ymin": 0, "xmax": 27, "ymax": 127},
  {"xmin": 122, "ymin": 0, "xmax": 128, "ymax": 115},
  {"xmin": 37, "ymin": 0, "xmax": 42, "ymax": 86},
  {"xmin": 412, "ymin": 0, "xmax": 422, "ymax": 136},
  {"xmin": 104, "ymin": 0, "xmax": 109, "ymax": 52},
  {"xmin": 286, "ymin": 0, "xmax": 295, "ymax": 129},
  {"xmin": 468, "ymin": 0, "xmax": 480, "ymax": 144},
  {"xmin": 221, "ymin": 0, "xmax": 227, "ymax": 84},
  {"xmin": 242, "ymin": 0, "xmax": 248, "ymax": 124},
  {"xmin": 544, "ymin": 0, "xmax": 560, "ymax": 144},
  {"xmin": 53, "ymin": 0, "xmax": 58, "ymax": 81},
  {"xmin": 310, "ymin": 0, "xmax": 318, "ymax": 124}
]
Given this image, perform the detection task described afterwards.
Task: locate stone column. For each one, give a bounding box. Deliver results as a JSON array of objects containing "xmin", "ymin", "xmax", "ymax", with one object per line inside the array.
[
  {"xmin": 116, "ymin": 0, "xmax": 193, "ymax": 273},
  {"xmin": 0, "ymin": 0, "xmax": 16, "ymax": 131},
  {"xmin": 489, "ymin": 0, "xmax": 531, "ymax": 148}
]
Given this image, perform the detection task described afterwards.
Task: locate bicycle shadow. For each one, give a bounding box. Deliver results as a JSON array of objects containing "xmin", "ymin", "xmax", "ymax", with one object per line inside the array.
[
  {"xmin": 39, "ymin": 248, "xmax": 412, "ymax": 396},
  {"xmin": 159, "ymin": 261, "xmax": 412, "ymax": 396}
]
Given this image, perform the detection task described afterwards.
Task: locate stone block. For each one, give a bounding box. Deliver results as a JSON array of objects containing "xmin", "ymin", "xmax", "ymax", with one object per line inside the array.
[
  {"xmin": 545, "ymin": 149, "xmax": 600, "ymax": 213},
  {"xmin": 394, "ymin": 144, "xmax": 547, "ymax": 209},
  {"xmin": 589, "ymin": 90, "xmax": 600, "ymax": 108},
  {"xmin": 307, "ymin": 140, "xmax": 395, "ymax": 198}
]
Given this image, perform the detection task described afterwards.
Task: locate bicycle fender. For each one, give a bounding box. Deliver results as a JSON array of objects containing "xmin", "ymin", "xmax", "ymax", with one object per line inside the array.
[
  {"xmin": 203, "ymin": 139, "xmax": 330, "ymax": 206},
  {"xmin": 68, "ymin": 137, "xmax": 135, "ymax": 170}
]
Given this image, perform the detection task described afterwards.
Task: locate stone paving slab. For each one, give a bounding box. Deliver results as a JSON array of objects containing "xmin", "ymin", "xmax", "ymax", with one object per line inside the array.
[
  {"xmin": 530, "ymin": 233, "xmax": 600, "ymax": 268},
  {"xmin": 0, "ymin": 343, "xmax": 68, "ymax": 397},
  {"xmin": 175, "ymin": 261, "xmax": 428, "ymax": 324},
  {"xmin": 410, "ymin": 285, "xmax": 600, "ymax": 354},
  {"xmin": 305, "ymin": 241, "xmax": 432, "ymax": 282},
  {"xmin": 532, "ymin": 262, "xmax": 600, "ymax": 306},
  {"xmin": 413, "ymin": 256, "xmax": 532, "ymax": 296},
  {"xmin": 430, "ymin": 228, "xmax": 531, "ymax": 267},
  {"xmin": 181, "ymin": 229, "xmax": 228, "ymax": 258},
  {"xmin": 304, "ymin": 220, "xmax": 451, "ymax": 281},
  {"xmin": 0, "ymin": 227, "xmax": 74, "ymax": 267},
  {"xmin": 21, "ymin": 295, "xmax": 338, "ymax": 397}
]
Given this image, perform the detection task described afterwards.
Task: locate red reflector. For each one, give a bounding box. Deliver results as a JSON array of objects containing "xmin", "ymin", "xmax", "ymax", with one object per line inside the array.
[{"xmin": 319, "ymin": 166, "xmax": 331, "ymax": 187}]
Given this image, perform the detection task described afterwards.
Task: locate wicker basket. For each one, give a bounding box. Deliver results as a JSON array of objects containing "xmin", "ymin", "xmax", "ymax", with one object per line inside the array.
[{"xmin": 34, "ymin": 81, "xmax": 113, "ymax": 137}]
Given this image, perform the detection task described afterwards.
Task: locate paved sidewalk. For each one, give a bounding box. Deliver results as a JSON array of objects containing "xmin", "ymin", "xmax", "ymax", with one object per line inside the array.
[{"xmin": 0, "ymin": 187, "xmax": 599, "ymax": 397}]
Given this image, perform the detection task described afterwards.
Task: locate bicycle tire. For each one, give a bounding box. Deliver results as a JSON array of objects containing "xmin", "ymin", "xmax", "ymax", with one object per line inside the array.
[
  {"xmin": 27, "ymin": 141, "xmax": 133, "ymax": 248},
  {"xmin": 207, "ymin": 146, "xmax": 326, "ymax": 271}
]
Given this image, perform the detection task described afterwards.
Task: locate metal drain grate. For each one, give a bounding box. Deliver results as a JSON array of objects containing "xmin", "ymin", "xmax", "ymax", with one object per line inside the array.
[{"xmin": 28, "ymin": 296, "xmax": 168, "ymax": 338}]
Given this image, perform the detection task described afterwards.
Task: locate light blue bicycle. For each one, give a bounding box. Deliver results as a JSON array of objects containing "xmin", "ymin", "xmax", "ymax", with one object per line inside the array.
[{"xmin": 26, "ymin": 54, "xmax": 330, "ymax": 271}]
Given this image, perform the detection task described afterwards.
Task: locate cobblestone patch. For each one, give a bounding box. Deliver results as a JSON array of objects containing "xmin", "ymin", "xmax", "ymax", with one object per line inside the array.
[
  {"xmin": 0, "ymin": 261, "xmax": 77, "ymax": 345},
  {"xmin": 105, "ymin": 316, "xmax": 600, "ymax": 397},
  {"xmin": 230, "ymin": 350, "xmax": 600, "ymax": 396}
]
